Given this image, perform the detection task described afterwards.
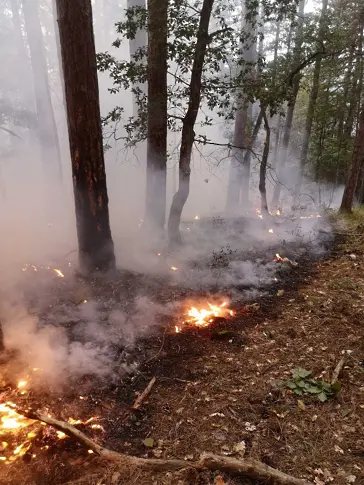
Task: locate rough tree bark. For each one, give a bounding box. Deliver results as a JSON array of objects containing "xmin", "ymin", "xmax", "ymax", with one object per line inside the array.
[
  {"xmin": 259, "ymin": 108, "xmax": 270, "ymax": 214},
  {"xmin": 294, "ymin": 0, "xmax": 328, "ymax": 196},
  {"xmin": 271, "ymin": 0, "xmax": 305, "ymax": 208},
  {"xmin": 144, "ymin": 0, "xmax": 168, "ymax": 232},
  {"xmin": 55, "ymin": 0, "xmax": 116, "ymax": 272},
  {"xmin": 22, "ymin": 0, "xmax": 63, "ymax": 181},
  {"xmin": 168, "ymin": 0, "xmax": 214, "ymax": 245},
  {"xmin": 340, "ymin": 109, "xmax": 364, "ymax": 213}
]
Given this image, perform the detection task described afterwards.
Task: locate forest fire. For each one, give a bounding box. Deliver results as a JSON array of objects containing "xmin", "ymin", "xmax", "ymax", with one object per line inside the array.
[
  {"xmin": 0, "ymin": 373, "xmax": 102, "ymax": 465},
  {"xmin": 176, "ymin": 301, "xmax": 234, "ymax": 332}
]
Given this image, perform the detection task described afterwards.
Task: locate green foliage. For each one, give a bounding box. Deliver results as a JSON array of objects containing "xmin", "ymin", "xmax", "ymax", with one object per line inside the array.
[
  {"xmin": 285, "ymin": 367, "xmax": 341, "ymax": 402},
  {"xmin": 98, "ymin": 0, "xmax": 305, "ymax": 147}
]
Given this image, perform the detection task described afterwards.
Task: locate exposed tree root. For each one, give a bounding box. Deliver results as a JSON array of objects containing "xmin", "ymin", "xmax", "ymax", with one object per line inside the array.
[{"xmin": 17, "ymin": 407, "xmax": 313, "ymax": 485}]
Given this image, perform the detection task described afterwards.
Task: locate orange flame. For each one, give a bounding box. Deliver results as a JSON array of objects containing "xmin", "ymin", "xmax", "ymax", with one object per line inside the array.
[{"xmin": 184, "ymin": 301, "xmax": 233, "ymax": 328}]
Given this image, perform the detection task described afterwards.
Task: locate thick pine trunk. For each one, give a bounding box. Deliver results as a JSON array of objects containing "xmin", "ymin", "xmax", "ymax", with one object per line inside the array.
[
  {"xmin": 168, "ymin": 0, "xmax": 214, "ymax": 245},
  {"xmin": 55, "ymin": 0, "xmax": 115, "ymax": 272},
  {"xmin": 340, "ymin": 110, "xmax": 364, "ymax": 213},
  {"xmin": 22, "ymin": 0, "xmax": 62, "ymax": 182},
  {"xmin": 144, "ymin": 0, "xmax": 168, "ymax": 232},
  {"xmin": 294, "ymin": 0, "xmax": 328, "ymax": 195}
]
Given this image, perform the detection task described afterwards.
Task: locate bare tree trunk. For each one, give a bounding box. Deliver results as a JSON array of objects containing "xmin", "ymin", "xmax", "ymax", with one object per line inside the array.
[
  {"xmin": 271, "ymin": 0, "xmax": 304, "ymax": 208},
  {"xmin": 225, "ymin": 108, "xmax": 248, "ymax": 214},
  {"xmin": 271, "ymin": 21, "xmax": 281, "ymax": 168},
  {"xmin": 22, "ymin": 0, "xmax": 62, "ymax": 182},
  {"xmin": 55, "ymin": 0, "xmax": 115, "ymax": 272},
  {"xmin": 226, "ymin": 1, "xmax": 257, "ymax": 212},
  {"xmin": 168, "ymin": 0, "xmax": 214, "ymax": 245},
  {"xmin": 340, "ymin": 109, "xmax": 364, "ymax": 213},
  {"xmin": 144, "ymin": 0, "xmax": 168, "ymax": 232},
  {"xmin": 294, "ymin": 0, "xmax": 328, "ymax": 195},
  {"xmin": 259, "ymin": 109, "xmax": 270, "ymax": 214}
]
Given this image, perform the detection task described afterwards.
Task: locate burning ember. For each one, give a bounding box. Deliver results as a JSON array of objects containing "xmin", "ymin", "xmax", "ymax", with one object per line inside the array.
[
  {"xmin": 170, "ymin": 266, "xmax": 178, "ymax": 271},
  {"xmin": 22, "ymin": 264, "xmax": 65, "ymax": 278},
  {"xmin": 0, "ymin": 373, "xmax": 102, "ymax": 464},
  {"xmin": 177, "ymin": 301, "xmax": 234, "ymax": 331},
  {"xmin": 194, "ymin": 215, "xmax": 200, "ymax": 220},
  {"xmin": 274, "ymin": 253, "xmax": 298, "ymax": 267},
  {"xmin": 268, "ymin": 228, "xmax": 274, "ymax": 233},
  {"xmin": 52, "ymin": 269, "xmax": 64, "ymax": 278}
]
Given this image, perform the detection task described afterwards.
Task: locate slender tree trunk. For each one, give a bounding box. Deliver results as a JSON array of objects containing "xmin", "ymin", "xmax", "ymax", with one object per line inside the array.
[
  {"xmin": 226, "ymin": 1, "xmax": 257, "ymax": 212},
  {"xmin": 22, "ymin": 0, "xmax": 62, "ymax": 182},
  {"xmin": 144, "ymin": 0, "xmax": 168, "ymax": 232},
  {"xmin": 225, "ymin": 107, "xmax": 247, "ymax": 214},
  {"xmin": 259, "ymin": 108, "xmax": 270, "ymax": 214},
  {"xmin": 271, "ymin": 21, "xmax": 281, "ymax": 168},
  {"xmin": 294, "ymin": 0, "xmax": 328, "ymax": 195},
  {"xmin": 271, "ymin": 76, "xmax": 300, "ymax": 207},
  {"xmin": 271, "ymin": 0, "xmax": 305, "ymax": 208},
  {"xmin": 55, "ymin": 0, "xmax": 115, "ymax": 272},
  {"xmin": 340, "ymin": 109, "xmax": 364, "ymax": 213},
  {"xmin": 168, "ymin": 0, "xmax": 214, "ymax": 245}
]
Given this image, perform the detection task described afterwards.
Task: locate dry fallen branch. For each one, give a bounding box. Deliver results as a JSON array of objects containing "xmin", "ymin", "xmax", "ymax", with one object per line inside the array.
[
  {"xmin": 17, "ymin": 407, "xmax": 313, "ymax": 485},
  {"xmin": 331, "ymin": 356, "xmax": 346, "ymax": 385},
  {"xmin": 132, "ymin": 376, "xmax": 156, "ymax": 410}
]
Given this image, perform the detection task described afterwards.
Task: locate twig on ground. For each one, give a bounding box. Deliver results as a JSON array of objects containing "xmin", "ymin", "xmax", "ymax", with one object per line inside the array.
[
  {"xmin": 146, "ymin": 327, "xmax": 167, "ymax": 363},
  {"xmin": 132, "ymin": 376, "xmax": 156, "ymax": 410},
  {"xmin": 331, "ymin": 356, "xmax": 346, "ymax": 385},
  {"xmin": 16, "ymin": 407, "xmax": 314, "ymax": 485}
]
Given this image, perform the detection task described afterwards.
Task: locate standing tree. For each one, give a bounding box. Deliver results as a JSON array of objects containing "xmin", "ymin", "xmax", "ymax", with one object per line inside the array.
[
  {"xmin": 55, "ymin": 0, "xmax": 116, "ymax": 272},
  {"xmin": 22, "ymin": 0, "xmax": 63, "ymax": 181},
  {"xmin": 144, "ymin": 0, "xmax": 168, "ymax": 233},
  {"xmin": 226, "ymin": 1, "xmax": 257, "ymax": 213},
  {"xmin": 294, "ymin": 0, "xmax": 328, "ymax": 197},
  {"xmin": 167, "ymin": 0, "xmax": 214, "ymax": 245},
  {"xmin": 340, "ymin": 109, "xmax": 364, "ymax": 213},
  {"xmin": 271, "ymin": 0, "xmax": 305, "ymax": 208}
]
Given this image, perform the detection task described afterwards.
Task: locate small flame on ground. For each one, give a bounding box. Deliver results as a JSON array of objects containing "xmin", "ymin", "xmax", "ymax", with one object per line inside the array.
[
  {"xmin": 274, "ymin": 253, "xmax": 298, "ymax": 267},
  {"xmin": 268, "ymin": 229, "xmax": 273, "ymax": 233},
  {"xmin": 179, "ymin": 301, "xmax": 234, "ymax": 330},
  {"xmin": 17, "ymin": 381, "xmax": 27, "ymax": 389},
  {"xmin": 255, "ymin": 209, "xmax": 263, "ymax": 219},
  {"xmin": 171, "ymin": 266, "xmax": 178, "ymax": 271},
  {"xmin": 194, "ymin": 215, "xmax": 200, "ymax": 220}
]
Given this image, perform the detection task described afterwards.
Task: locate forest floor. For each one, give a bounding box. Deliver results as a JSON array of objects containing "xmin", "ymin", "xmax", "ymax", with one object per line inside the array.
[{"xmin": 1, "ymin": 211, "xmax": 364, "ymax": 485}]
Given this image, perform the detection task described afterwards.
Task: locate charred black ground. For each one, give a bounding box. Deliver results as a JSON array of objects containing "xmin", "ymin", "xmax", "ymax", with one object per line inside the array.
[{"xmin": 0, "ymin": 212, "xmax": 338, "ymax": 484}]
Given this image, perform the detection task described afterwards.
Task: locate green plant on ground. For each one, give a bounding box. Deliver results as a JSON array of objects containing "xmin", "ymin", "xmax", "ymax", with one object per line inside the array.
[{"xmin": 285, "ymin": 367, "xmax": 341, "ymax": 402}]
